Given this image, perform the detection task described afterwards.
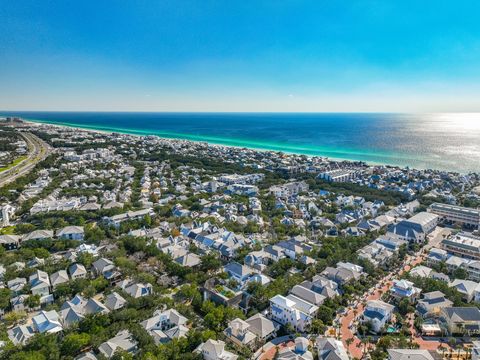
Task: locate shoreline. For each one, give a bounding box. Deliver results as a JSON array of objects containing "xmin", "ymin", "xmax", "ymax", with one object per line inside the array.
[
  {"xmin": 22, "ymin": 118, "xmax": 412, "ymax": 170},
  {"xmin": 14, "ymin": 116, "xmax": 477, "ymax": 174}
]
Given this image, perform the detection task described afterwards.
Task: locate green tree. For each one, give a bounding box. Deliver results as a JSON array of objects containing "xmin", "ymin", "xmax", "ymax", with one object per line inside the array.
[
  {"xmin": 61, "ymin": 333, "xmax": 91, "ymax": 356},
  {"xmin": 0, "ymin": 288, "xmax": 12, "ymax": 309},
  {"xmin": 9, "ymin": 351, "xmax": 46, "ymax": 360},
  {"xmin": 24, "ymin": 294, "xmax": 41, "ymax": 309},
  {"xmin": 200, "ymin": 253, "xmax": 222, "ymax": 273}
]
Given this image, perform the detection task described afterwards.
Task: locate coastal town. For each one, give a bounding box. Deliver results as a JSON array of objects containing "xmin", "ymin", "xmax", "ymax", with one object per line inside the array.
[{"xmin": 0, "ymin": 118, "xmax": 480, "ymax": 360}]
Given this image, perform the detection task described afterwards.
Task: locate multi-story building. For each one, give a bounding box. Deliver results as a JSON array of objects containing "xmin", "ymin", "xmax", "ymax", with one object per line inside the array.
[
  {"xmin": 429, "ymin": 203, "xmax": 480, "ymax": 229},
  {"xmin": 317, "ymin": 169, "xmax": 356, "ymax": 183},
  {"xmin": 441, "ymin": 232, "xmax": 480, "ymax": 260},
  {"xmin": 388, "ymin": 212, "xmax": 438, "ymax": 243},
  {"xmin": 269, "ymin": 294, "xmax": 318, "ymax": 332},
  {"xmin": 361, "ymin": 300, "xmax": 395, "ymax": 333}
]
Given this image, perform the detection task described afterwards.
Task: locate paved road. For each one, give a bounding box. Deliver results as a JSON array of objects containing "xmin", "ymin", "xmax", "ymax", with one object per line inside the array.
[
  {"xmin": 334, "ymin": 227, "xmax": 457, "ymax": 359},
  {"xmin": 0, "ymin": 132, "xmax": 51, "ymax": 188},
  {"xmin": 336, "ymin": 251, "xmax": 426, "ymax": 358}
]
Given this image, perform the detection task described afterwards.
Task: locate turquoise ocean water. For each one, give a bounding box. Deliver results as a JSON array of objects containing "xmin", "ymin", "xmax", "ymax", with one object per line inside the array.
[{"xmin": 1, "ymin": 112, "xmax": 479, "ymax": 173}]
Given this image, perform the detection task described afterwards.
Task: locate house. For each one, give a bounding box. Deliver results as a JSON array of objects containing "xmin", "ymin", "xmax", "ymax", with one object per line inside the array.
[
  {"xmin": 195, "ymin": 339, "xmax": 238, "ymax": 360},
  {"xmin": 361, "ymin": 300, "xmax": 395, "ymax": 333},
  {"xmin": 316, "ymin": 337, "xmax": 349, "ymax": 360},
  {"xmin": 417, "ymin": 291, "xmax": 453, "ymax": 318},
  {"xmin": 307, "ymin": 276, "xmax": 340, "ymax": 299},
  {"xmin": 60, "ymin": 295, "xmax": 109, "ymax": 327},
  {"xmin": 290, "ymin": 284, "xmax": 326, "ymax": 306},
  {"xmin": 224, "ymin": 262, "xmax": 255, "ymax": 286},
  {"xmin": 22, "ymin": 229, "xmax": 54, "ymax": 242},
  {"xmin": 28, "ymin": 256, "xmax": 45, "ymax": 268},
  {"xmin": 426, "ymin": 248, "xmax": 448, "ymax": 266},
  {"xmin": 57, "ymin": 226, "xmax": 85, "ymax": 241},
  {"xmin": 0, "ymin": 234, "xmax": 21, "ymax": 250},
  {"xmin": 441, "ymin": 307, "xmax": 480, "ymax": 335},
  {"xmin": 69, "ymin": 263, "xmax": 87, "ymax": 279},
  {"xmin": 202, "ymin": 278, "xmax": 244, "ymax": 309},
  {"xmin": 409, "ymin": 265, "xmax": 433, "ymax": 279},
  {"xmin": 29, "ymin": 270, "xmax": 51, "ymax": 297},
  {"xmin": 7, "ymin": 277, "xmax": 27, "ymax": 295},
  {"xmin": 104, "ymin": 292, "xmax": 127, "ymax": 311},
  {"xmin": 449, "ymin": 279, "xmax": 479, "ymax": 302},
  {"xmin": 32, "ymin": 310, "xmax": 63, "ymax": 334},
  {"xmin": 224, "ymin": 318, "xmax": 258, "ymax": 348},
  {"xmin": 264, "ymin": 245, "xmax": 287, "ymax": 262},
  {"xmin": 244, "ymin": 249, "xmax": 275, "ymax": 271},
  {"xmin": 244, "ymin": 313, "xmax": 276, "ymax": 341},
  {"xmin": 276, "ymin": 337, "xmax": 313, "ymax": 360},
  {"xmin": 269, "ymin": 294, "xmax": 318, "ymax": 332},
  {"xmin": 141, "ymin": 309, "xmax": 188, "ymax": 344},
  {"xmin": 98, "ymin": 330, "xmax": 138, "ymax": 358},
  {"xmin": 387, "ymin": 349, "xmax": 440, "ymax": 360},
  {"xmin": 50, "ymin": 270, "xmax": 70, "ymax": 289},
  {"xmin": 390, "ymin": 279, "xmax": 421, "ymax": 301},
  {"xmin": 276, "ymin": 239, "xmax": 312, "ymax": 260},
  {"xmin": 175, "ymin": 253, "xmax": 201, "ymax": 267},
  {"xmin": 321, "ymin": 262, "xmax": 364, "ymax": 285},
  {"xmin": 7, "ymin": 325, "xmax": 35, "ymax": 345},
  {"xmin": 10, "ymin": 294, "xmax": 31, "ymax": 311},
  {"xmin": 121, "ymin": 282, "xmax": 153, "ymax": 298},
  {"xmin": 75, "ymin": 351, "xmax": 98, "ymax": 360},
  {"xmin": 92, "ymin": 258, "xmax": 115, "ymax": 276}
]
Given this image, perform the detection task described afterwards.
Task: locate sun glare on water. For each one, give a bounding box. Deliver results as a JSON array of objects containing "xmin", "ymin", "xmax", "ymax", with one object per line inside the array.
[{"xmin": 429, "ymin": 113, "xmax": 480, "ymax": 131}]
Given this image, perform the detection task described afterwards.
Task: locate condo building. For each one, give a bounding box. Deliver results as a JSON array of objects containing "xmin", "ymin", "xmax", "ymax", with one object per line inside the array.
[{"xmin": 429, "ymin": 203, "xmax": 480, "ymax": 229}]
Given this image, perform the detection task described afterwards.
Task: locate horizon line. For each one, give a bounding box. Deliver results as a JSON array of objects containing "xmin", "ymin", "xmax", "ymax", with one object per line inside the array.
[{"xmin": 2, "ymin": 110, "xmax": 480, "ymax": 115}]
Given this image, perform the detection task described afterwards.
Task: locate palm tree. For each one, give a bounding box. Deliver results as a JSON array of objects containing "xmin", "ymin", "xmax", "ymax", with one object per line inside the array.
[
  {"xmin": 438, "ymin": 344, "xmax": 446, "ymax": 359},
  {"xmin": 466, "ymin": 346, "xmax": 472, "ymax": 360},
  {"xmin": 361, "ymin": 337, "xmax": 369, "ymax": 358},
  {"xmin": 449, "ymin": 338, "xmax": 457, "ymax": 359}
]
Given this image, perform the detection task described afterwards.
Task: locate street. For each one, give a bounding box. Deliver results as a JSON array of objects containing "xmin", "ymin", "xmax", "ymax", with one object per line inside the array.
[{"xmin": 0, "ymin": 132, "xmax": 51, "ymax": 188}]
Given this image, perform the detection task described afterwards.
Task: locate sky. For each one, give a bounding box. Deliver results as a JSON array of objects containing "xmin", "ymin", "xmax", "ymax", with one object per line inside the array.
[{"xmin": 1, "ymin": 1, "xmax": 480, "ymax": 112}]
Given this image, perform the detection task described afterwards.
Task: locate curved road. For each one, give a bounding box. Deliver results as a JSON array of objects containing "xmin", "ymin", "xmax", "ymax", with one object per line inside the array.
[{"xmin": 0, "ymin": 132, "xmax": 51, "ymax": 188}]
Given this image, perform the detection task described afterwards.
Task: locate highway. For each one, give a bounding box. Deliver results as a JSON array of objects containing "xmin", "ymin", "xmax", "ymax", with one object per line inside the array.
[{"xmin": 0, "ymin": 132, "xmax": 51, "ymax": 188}]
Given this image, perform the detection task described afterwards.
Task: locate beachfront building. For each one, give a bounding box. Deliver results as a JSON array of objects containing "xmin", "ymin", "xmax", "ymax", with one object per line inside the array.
[{"xmin": 318, "ymin": 169, "xmax": 356, "ymax": 183}]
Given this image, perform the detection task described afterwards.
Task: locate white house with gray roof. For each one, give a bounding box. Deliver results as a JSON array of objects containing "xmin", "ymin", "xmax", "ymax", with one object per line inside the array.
[
  {"xmin": 195, "ymin": 339, "xmax": 238, "ymax": 360},
  {"xmin": 141, "ymin": 309, "xmax": 188, "ymax": 344},
  {"xmin": 98, "ymin": 330, "xmax": 138, "ymax": 358},
  {"xmin": 56, "ymin": 226, "xmax": 85, "ymax": 241}
]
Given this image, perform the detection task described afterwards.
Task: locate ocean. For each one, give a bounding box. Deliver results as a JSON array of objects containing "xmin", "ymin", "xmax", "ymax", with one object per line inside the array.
[{"xmin": 1, "ymin": 111, "xmax": 479, "ymax": 173}]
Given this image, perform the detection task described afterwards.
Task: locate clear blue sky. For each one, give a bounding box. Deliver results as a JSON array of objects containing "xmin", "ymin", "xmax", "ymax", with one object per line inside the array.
[{"xmin": 1, "ymin": 1, "xmax": 480, "ymax": 112}]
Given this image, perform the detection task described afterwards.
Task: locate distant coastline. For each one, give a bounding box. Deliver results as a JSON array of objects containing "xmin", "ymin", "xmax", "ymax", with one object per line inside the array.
[{"xmin": 2, "ymin": 111, "xmax": 480, "ymax": 173}]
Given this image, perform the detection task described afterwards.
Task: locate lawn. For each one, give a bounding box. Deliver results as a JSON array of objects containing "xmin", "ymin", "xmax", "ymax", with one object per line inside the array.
[{"xmin": 0, "ymin": 155, "xmax": 27, "ymax": 173}]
